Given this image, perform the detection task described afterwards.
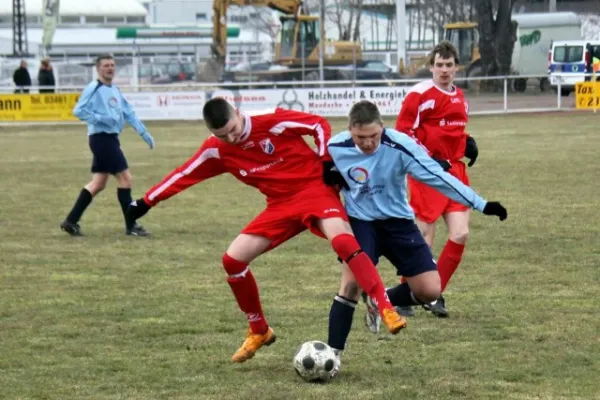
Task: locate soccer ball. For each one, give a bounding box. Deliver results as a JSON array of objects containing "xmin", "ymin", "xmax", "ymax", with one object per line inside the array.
[{"xmin": 293, "ymin": 340, "xmax": 337, "ymax": 382}]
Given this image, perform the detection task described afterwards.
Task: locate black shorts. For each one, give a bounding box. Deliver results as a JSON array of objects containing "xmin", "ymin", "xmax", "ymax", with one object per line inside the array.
[
  {"xmin": 89, "ymin": 133, "xmax": 128, "ymax": 174},
  {"xmin": 349, "ymin": 217, "xmax": 438, "ymax": 278}
]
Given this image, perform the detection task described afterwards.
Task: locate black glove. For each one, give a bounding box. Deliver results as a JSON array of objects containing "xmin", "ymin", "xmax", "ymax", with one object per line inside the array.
[
  {"xmin": 482, "ymin": 201, "xmax": 507, "ymax": 221},
  {"xmin": 322, "ymin": 161, "xmax": 349, "ymax": 190},
  {"xmin": 465, "ymin": 136, "xmax": 478, "ymax": 167},
  {"xmin": 128, "ymin": 198, "xmax": 151, "ymax": 221},
  {"xmin": 432, "ymin": 157, "xmax": 452, "ymax": 171}
]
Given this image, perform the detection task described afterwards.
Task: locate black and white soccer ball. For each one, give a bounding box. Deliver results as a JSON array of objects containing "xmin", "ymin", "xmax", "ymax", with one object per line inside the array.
[{"xmin": 293, "ymin": 340, "xmax": 337, "ymax": 382}]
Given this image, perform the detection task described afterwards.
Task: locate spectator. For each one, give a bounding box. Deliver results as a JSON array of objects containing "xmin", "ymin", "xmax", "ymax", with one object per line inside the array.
[
  {"xmin": 13, "ymin": 60, "xmax": 31, "ymax": 93},
  {"xmin": 38, "ymin": 59, "xmax": 56, "ymax": 93}
]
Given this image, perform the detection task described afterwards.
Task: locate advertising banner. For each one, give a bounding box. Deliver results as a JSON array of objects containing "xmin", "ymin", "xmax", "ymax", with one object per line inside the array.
[
  {"xmin": 123, "ymin": 91, "xmax": 206, "ymax": 120},
  {"xmin": 0, "ymin": 93, "xmax": 79, "ymax": 122},
  {"xmin": 208, "ymin": 86, "xmax": 411, "ymax": 117}
]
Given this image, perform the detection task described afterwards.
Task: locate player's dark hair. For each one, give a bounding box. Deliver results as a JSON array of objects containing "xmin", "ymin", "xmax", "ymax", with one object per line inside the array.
[
  {"xmin": 428, "ymin": 40, "xmax": 460, "ymax": 65},
  {"xmin": 95, "ymin": 54, "xmax": 114, "ymax": 67},
  {"xmin": 203, "ymin": 97, "xmax": 235, "ymax": 129},
  {"xmin": 348, "ymin": 100, "xmax": 382, "ymax": 127}
]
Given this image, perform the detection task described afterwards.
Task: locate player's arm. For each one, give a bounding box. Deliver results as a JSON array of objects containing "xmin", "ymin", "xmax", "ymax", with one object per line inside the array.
[
  {"xmin": 269, "ymin": 109, "xmax": 332, "ymax": 160},
  {"xmin": 121, "ymin": 94, "xmax": 155, "ymax": 149},
  {"xmin": 128, "ymin": 140, "xmax": 226, "ymax": 220},
  {"xmin": 402, "ymin": 137, "xmax": 507, "ymax": 220},
  {"xmin": 73, "ymin": 83, "xmax": 104, "ymax": 124},
  {"xmin": 395, "ymin": 92, "xmax": 421, "ymax": 139}
]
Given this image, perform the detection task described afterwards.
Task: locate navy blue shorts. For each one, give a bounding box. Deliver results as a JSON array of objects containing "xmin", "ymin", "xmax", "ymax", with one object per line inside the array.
[
  {"xmin": 349, "ymin": 217, "xmax": 437, "ymax": 278},
  {"xmin": 88, "ymin": 133, "xmax": 128, "ymax": 174}
]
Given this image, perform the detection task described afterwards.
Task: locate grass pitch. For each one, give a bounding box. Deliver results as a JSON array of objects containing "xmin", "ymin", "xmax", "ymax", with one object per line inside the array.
[{"xmin": 1, "ymin": 113, "xmax": 599, "ymax": 400}]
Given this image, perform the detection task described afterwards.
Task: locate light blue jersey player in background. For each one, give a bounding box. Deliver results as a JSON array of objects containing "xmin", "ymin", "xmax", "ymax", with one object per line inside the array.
[
  {"xmin": 60, "ymin": 54, "xmax": 155, "ymax": 237},
  {"xmin": 323, "ymin": 100, "xmax": 507, "ymax": 378}
]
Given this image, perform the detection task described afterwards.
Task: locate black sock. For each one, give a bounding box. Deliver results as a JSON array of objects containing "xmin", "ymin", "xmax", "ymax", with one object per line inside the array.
[
  {"xmin": 386, "ymin": 283, "xmax": 423, "ymax": 307},
  {"xmin": 66, "ymin": 188, "xmax": 93, "ymax": 224},
  {"xmin": 327, "ymin": 295, "xmax": 357, "ymax": 351},
  {"xmin": 117, "ymin": 188, "xmax": 134, "ymax": 229}
]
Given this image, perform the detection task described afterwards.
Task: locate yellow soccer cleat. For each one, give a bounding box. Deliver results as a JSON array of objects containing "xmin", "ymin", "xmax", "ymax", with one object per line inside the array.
[{"xmin": 231, "ymin": 327, "xmax": 276, "ymax": 363}]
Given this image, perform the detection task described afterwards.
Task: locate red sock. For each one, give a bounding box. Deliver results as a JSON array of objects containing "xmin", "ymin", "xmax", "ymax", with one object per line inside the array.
[
  {"xmin": 222, "ymin": 253, "xmax": 268, "ymax": 334},
  {"xmin": 437, "ymin": 240, "xmax": 466, "ymax": 292},
  {"xmin": 331, "ymin": 234, "xmax": 394, "ymax": 315}
]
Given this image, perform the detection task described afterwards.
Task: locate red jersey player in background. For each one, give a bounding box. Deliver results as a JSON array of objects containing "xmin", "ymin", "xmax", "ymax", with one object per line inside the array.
[
  {"xmin": 394, "ymin": 41, "xmax": 480, "ymax": 318},
  {"xmin": 127, "ymin": 98, "xmax": 406, "ymax": 363}
]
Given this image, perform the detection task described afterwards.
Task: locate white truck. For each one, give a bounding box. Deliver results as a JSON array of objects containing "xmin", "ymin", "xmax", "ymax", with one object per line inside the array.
[{"xmin": 443, "ymin": 12, "xmax": 583, "ymax": 91}]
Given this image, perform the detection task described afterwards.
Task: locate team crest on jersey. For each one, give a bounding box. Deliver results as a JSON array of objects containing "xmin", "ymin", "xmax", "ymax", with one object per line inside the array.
[{"xmin": 259, "ymin": 139, "xmax": 275, "ymax": 154}]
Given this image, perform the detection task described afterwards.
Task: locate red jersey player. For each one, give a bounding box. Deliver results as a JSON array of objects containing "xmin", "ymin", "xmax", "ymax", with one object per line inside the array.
[
  {"xmin": 395, "ymin": 41, "xmax": 480, "ymax": 318},
  {"xmin": 128, "ymin": 98, "xmax": 406, "ymax": 363}
]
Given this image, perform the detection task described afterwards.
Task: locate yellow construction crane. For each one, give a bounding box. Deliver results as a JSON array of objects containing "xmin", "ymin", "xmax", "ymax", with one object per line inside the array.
[{"xmin": 199, "ymin": 0, "xmax": 362, "ymax": 82}]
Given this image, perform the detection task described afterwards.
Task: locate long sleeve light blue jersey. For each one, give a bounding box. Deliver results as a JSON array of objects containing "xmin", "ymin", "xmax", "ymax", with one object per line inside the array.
[
  {"xmin": 73, "ymin": 80, "xmax": 147, "ymax": 136},
  {"xmin": 327, "ymin": 128, "xmax": 487, "ymax": 221}
]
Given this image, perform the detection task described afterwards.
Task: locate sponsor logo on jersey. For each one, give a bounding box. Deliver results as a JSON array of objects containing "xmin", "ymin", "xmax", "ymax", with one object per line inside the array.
[
  {"xmin": 347, "ymin": 166, "xmax": 369, "ymax": 184},
  {"xmin": 241, "ymin": 141, "xmax": 255, "ymax": 150}
]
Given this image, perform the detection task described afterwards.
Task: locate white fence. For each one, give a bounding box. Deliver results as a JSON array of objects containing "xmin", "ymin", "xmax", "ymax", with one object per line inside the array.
[{"xmin": 0, "ymin": 74, "xmax": 590, "ymax": 123}]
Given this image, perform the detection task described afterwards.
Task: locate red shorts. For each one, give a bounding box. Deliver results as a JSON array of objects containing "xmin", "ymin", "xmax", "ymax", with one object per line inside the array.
[
  {"xmin": 241, "ymin": 184, "xmax": 348, "ymax": 252},
  {"xmin": 408, "ymin": 161, "xmax": 470, "ymax": 223}
]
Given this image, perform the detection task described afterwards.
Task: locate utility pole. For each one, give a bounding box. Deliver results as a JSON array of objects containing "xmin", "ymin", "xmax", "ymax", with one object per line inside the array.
[
  {"xmin": 318, "ymin": 0, "xmax": 325, "ymax": 84},
  {"xmin": 549, "ymin": 0, "xmax": 557, "ymax": 12},
  {"xmin": 396, "ymin": 0, "xmax": 406, "ymax": 74},
  {"xmin": 12, "ymin": 0, "xmax": 29, "ymax": 57}
]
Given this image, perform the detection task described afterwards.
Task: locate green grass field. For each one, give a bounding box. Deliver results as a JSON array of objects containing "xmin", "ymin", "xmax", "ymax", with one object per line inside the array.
[{"xmin": 1, "ymin": 113, "xmax": 599, "ymax": 400}]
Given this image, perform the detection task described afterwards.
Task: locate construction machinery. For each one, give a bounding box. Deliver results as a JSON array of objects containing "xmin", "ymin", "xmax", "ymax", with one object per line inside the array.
[{"xmin": 198, "ymin": 0, "xmax": 363, "ymax": 83}]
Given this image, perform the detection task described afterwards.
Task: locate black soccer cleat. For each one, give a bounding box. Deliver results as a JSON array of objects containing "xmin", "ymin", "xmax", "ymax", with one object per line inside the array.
[
  {"xmin": 396, "ymin": 306, "xmax": 415, "ymax": 317},
  {"xmin": 126, "ymin": 223, "xmax": 150, "ymax": 237},
  {"xmin": 422, "ymin": 296, "xmax": 449, "ymax": 318},
  {"xmin": 60, "ymin": 220, "xmax": 83, "ymax": 236}
]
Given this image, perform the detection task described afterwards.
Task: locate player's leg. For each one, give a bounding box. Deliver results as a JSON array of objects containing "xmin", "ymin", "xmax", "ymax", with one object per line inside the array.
[
  {"xmin": 225, "ymin": 233, "xmax": 276, "ymax": 363},
  {"xmin": 228, "ymin": 208, "xmax": 304, "ymax": 363},
  {"xmin": 315, "ymin": 216, "xmax": 406, "ymax": 335},
  {"xmin": 327, "ymin": 262, "xmax": 362, "ymax": 378},
  {"xmin": 61, "ymin": 172, "xmax": 108, "ymax": 236},
  {"xmin": 433, "ymin": 164, "xmax": 471, "ymax": 311},
  {"xmin": 326, "ymin": 218, "xmax": 381, "ymax": 377},
  {"xmin": 376, "ymin": 220, "xmax": 445, "ymax": 319},
  {"xmin": 438, "ymin": 209, "xmax": 470, "ymax": 290},
  {"xmin": 114, "ymin": 168, "xmax": 148, "ymax": 236}
]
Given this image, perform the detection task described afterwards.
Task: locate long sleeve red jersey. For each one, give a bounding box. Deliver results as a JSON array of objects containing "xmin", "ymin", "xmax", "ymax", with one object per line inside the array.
[
  {"xmin": 395, "ymin": 79, "xmax": 470, "ymax": 161},
  {"xmin": 144, "ymin": 108, "xmax": 331, "ymax": 206}
]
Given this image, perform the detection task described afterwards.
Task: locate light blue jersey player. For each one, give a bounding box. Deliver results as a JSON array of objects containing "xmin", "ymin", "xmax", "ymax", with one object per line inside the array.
[
  {"xmin": 323, "ymin": 100, "xmax": 507, "ymax": 377},
  {"xmin": 60, "ymin": 54, "xmax": 155, "ymax": 237}
]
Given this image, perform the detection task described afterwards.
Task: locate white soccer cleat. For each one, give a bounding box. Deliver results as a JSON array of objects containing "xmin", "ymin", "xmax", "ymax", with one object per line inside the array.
[{"xmin": 364, "ymin": 296, "xmax": 382, "ymax": 334}]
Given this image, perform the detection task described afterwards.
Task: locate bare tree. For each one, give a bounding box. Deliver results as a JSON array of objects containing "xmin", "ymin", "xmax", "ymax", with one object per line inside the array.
[{"xmin": 474, "ymin": 0, "xmax": 517, "ymax": 78}]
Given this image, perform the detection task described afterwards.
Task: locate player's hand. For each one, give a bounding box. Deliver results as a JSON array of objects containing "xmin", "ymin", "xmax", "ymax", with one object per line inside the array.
[
  {"xmin": 432, "ymin": 157, "xmax": 452, "ymax": 171},
  {"xmin": 482, "ymin": 201, "xmax": 507, "ymax": 221},
  {"xmin": 128, "ymin": 198, "xmax": 151, "ymax": 221},
  {"xmin": 322, "ymin": 161, "xmax": 349, "ymax": 190},
  {"xmin": 140, "ymin": 131, "xmax": 155, "ymax": 150},
  {"xmin": 464, "ymin": 136, "xmax": 478, "ymax": 167}
]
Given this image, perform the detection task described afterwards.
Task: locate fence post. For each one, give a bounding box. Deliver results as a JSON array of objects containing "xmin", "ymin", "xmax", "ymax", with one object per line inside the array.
[
  {"xmin": 503, "ymin": 76, "xmax": 508, "ymax": 112},
  {"xmin": 352, "ymin": 45, "xmax": 356, "ymax": 88},
  {"xmin": 557, "ymin": 78, "xmax": 562, "ymax": 110}
]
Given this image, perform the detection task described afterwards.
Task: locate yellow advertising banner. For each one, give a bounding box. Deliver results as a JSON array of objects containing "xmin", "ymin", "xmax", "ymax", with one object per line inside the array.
[
  {"xmin": 0, "ymin": 93, "xmax": 80, "ymax": 121},
  {"xmin": 575, "ymin": 82, "xmax": 600, "ymax": 109}
]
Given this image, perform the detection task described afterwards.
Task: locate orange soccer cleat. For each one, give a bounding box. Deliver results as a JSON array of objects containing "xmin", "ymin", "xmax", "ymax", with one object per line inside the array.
[
  {"xmin": 382, "ymin": 308, "xmax": 408, "ymax": 335},
  {"xmin": 231, "ymin": 327, "xmax": 276, "ymax": 363}
]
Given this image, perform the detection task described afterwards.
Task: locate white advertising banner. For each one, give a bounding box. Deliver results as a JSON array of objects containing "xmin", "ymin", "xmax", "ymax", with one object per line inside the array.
[
  {"xmin": 209, "ymin": 87, "xmax": 412, "ymax": 117},
  {"xmin": 123, "ymin": 91, "xmax": 206, "ymax": 120}
]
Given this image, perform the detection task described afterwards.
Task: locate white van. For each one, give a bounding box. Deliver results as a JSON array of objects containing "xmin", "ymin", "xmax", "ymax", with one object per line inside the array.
[{"xmin": 548, "ymin": 40, "xmax": 600, "ymax": 96}]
